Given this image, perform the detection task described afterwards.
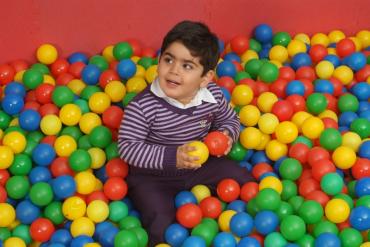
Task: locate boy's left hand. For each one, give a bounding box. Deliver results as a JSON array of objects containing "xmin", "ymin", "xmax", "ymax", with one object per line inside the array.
[{"xmin": 219, "ymin": 130, "xmax": 233, "ymax": 157}]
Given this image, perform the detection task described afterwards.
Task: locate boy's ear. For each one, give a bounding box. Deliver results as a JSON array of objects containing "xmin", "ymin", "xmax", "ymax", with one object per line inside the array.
[{"xmin": 200, "ymin": 70, "xmax": 215, "ymax": 88}]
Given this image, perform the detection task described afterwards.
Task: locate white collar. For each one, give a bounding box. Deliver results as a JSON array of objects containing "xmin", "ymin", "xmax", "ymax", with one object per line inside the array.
[{"xmin": 150, "ymin": 78, "xmax": 217, "ymax": 109}]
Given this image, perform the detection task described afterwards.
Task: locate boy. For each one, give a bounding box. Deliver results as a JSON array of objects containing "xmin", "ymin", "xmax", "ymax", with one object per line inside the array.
[{"xmin": 118, "ymin": 20, "xmax": 253, "ymax": 246}]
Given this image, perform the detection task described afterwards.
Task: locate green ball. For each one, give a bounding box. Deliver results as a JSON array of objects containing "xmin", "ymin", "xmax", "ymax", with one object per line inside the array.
[
  {"xmin": 281, "ymin": 180, "xmax": 297, "ymax": 201},
  {"xmin": 292, "ymin": 135, "xmax": 313, "ymax": 148},
  {"xmin": 246, "ymin": 198, "xmax": 259, "ymax": 216},
  {"xmin": 235, "ymin": 71, "xmax": 251, "ymax": 82},
  {"xmin": 60, "ymin": 126, "xmax": 83, "ymax": 141},
  {"xmin": 0, "ymin": 227, "xmax": 11, "ymax": 241},
  {"xmin": 122, "ymin": 92, "xmax": 137, "ymax": 107},
  {"xmin": 52, "ymin": 86, "xmax": 74, "ymax": 107},
  {"xmin": 256, "ymin": 188, "xmax": 281, "ymax": 211},
  {"xmin": 258, "ymin": 62, "xmax": 279, "ymax": 83},
  {"xmin": 119, "ymin": 216, "xmax": 142, "ymax": 230},
  {"xmin": 89, "ymin": 55, "xmax": 109, "ymax": 71},
  {"xmin": 334, "ymin": 193, "xmax": 354, "ymax": 209},
  {"xmin": 78, "ymin": 135, "xmax": 92, "ymax": 150},
  {"xmin": 44, "ymin": 201, "xmax": 64, "ymax": 225},
  {"xmin": 5, "ymin": 175, "xmax": 30, "ymax": 199},
  {"xmin": 306, "ymin": 93, "xmax": 328, "ymax": 115},
  {"xmin": 12, "ymin": 224, "xmax": 32, "ymax": 245},
  {"xmin": 23, "ymin": 139, "xmax": 38, "ymax": 156},
  {"xmin": 356, "ymin": 195, "xmax": 370, "ymax": 208},
  {"xmin": 339, "ymin": 227, "xmax": 363, "ymax": 247},
  {"xmin": 249, "ymin": 39, "xmax": 262, "ymax": 53},
  {"xmin": 298, "ymin": 200, "xmax": 323, "ymax": 224},
  {"xmin": 191, "ymin": 223, "xmax": 216, "ymax": 246},
  {"xmin": 27, "ymin": 131, "xmax": 44, "ymax": 143},
  {"xmin": 272, "ymin": 32, "xmax": 292, "ymax": 47},
  {"xmin": 9, "ymin": 154, "xmax": 32, "ymax": 175},
  {"xmin": 350, "ymin": 117, "xmax": 370, "ymax": 139},
  {"xmin": 313, "ymin": 220, "xmax": 338, "ymax": 237},
  {"xmin": 244, "ymin": 59, "xmax": 263, "ymax": 79},
  {"xmin": 29, "ymin": 182, "xmax": 54, "ymax": 206},
  {"xmin": 69, "ymin": 149, "xmax": 91, "ymax": 171},
  {"xmin": 295, "ymin": 234, "xmax": 315, "ymax": 247},
  {"xmin": 80, "ymin": 85, "xmax": 102, "ymax": 100},
  {"xmin": 105, "ymin": 142, "xmax": 119, "ymax": 160},
  {"xmin": 130, "ymin": 227, "xmax": 148, "ymax": 247},
  {"xmin": 113, "ymin": 42, "xmax": 133, "ymax": 60},
  {"xmin": 114, "ymin": 230, "xmax": 139, "ymax": 247},
  {"xmin": 320, "ymin": 172, "xmax": 343, "ymax": 196},
  {"xmin": 227, "ymin": 141, "xmax": 248, "ymax": 161},
  {"xmin": 264, "ymin": 232, "xmax": 287, "ymax": 247},
  {"xmin": 288, "ymin": 195, "xmax": 304, "ymax": 213},
  {"xmin": 201, "ymin": 218, "xmax": 219, "ymax": 234},
  {"xmin": 89, "ymin": 125, "xmax": 112, "ymax": 148},
  {"xmin": 109, "ymin": 201, "xmax": 129, "ymax": 223},
  {"xmin": 0, "ymin": 111, "xmax": 11, "ymax": 129},
  {"xmin": 319, "ymin": 128, "xmax": 342, "ymax": 151},
  {"xmin": 347, "ymin": 180, "xmax": 357, "ymax": 198},
  {"xmin": 276, "ymin": 201, "xmax": 294, "ymax": 221},
  {"xmin": 4, "ymin": 126, "xmax": 26, "ymax": 136},
  {"xmin": 280, "ymin": 215, "xmax": 306, "ymax": 241},
  {"xmin": 138, "ymin": 57, "xmax": 153, "ymax": 70},
  {"xmin": 74, "ymin": 99, "xmax": 90, "ymax": 113},
  {"xmin": 23, "ymin": 69, "xmax": 43, "ymax": 89},
  {"xmin": 31, "ymin": 63, "xmax": 50, "ymax": 75},
  {"xmin": 279, "ymin": 158, "xmax": 302, "ymax": 181},
  {"xmin": 338, "ymin": 93, "xmax": 359, "ymax": 112}
]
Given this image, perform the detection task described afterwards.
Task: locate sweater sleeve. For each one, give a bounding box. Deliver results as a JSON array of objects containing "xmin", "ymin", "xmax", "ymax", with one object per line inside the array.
[{"xmin": 117, "ymin": 101, "xmax": 178, "ymax": 171}]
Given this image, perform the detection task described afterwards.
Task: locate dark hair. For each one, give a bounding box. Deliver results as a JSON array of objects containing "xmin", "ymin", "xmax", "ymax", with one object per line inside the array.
[{"xmin": 160, "ymin": 20, "xmax": 219, "ymax": 75}]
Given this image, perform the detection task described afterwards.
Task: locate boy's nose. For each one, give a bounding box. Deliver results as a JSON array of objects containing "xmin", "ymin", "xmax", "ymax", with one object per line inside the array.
[{"xmin": 169, "ymin": 63, "xmax": 180, "ymax": 74}]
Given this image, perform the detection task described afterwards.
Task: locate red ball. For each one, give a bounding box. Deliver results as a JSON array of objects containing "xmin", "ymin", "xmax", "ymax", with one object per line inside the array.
[
  {"xmin": 305, "ymin": 190, "xmax": 330, "ymax": 207},
  {"xmin": 0, "ymin": 185, "xmax": 7, "ymax": 203},
  {"xmin": 99, "ymin": 69, "xmax": 120, "ymax": 89},
  {"xmin": 324, "ymin": 93, "xmax": 338, "ymax": 113},
  {"xmin": 141, "ymin": 47, "xmax": 156, "ymax": 58},
  {"xmin": 309, "ymin": 44, "xmax": 328, "ymax": 63},
  {"xmin": 204, "ymin": 131, "xmax": 229, "ymax": 156},
  {"xmin": 217, "ymin": 178, "xmax": 240, "ymax": 202},
  {"xmin": 41, "ymin": 135, "xmax": 57, "ymax": 146},
  {"xmin": 86, "ymin": 190, "xmax": 109, "ymax": 204},
  {"xmin": 238, "ymin": 78, "xmax": 257, "ymax": 95},
  {"xmin": 300, "ymin": 79, "xmax": 314, "ymax": 98},
  {"xmin": 252, "ymin": 162, "xmax": 273, "ymax": 180},
  {"xmin": 0, "ymin": 169, "xmax": 10, "ymax": 186},
  {"xmin": 35, "ymin": 83, "xmax": 55, "ymax": 104},
  {"xmin": 299, "ymin": 178, "xmax": 320, "ymax": 197},
  {"xmin": 230, "ymin": 35, "xmax": 249, "ymax": 55},
  {"xmin": 103, "ymin": 177, "xmax": 128, "ymax": 200},
  {"xmin": 68, "ymin": 61, "xmax": 85, "ymax": 78},
  {"xmin": 271, "ymin": 100, "xmax": 294, "ymax": 121},
  {"xmin": 355, "ymin": 65, "xmax": 370, "ymax": 82},
  {"xmin": 56, "ymin": 73, "xmax": 74, "ymax": 86},
  {"xmin": 199, "ymin": 196, "xmax": 222, "ymax": 219},
  {"xmin": 289, "ymin": 143, "xmax": 309, "ymax": 164},
  {"xmin": 50, "ymin": 157, "xmax": 75, "ymax": 177},
  {"xmin": 311, "ymin": 159, "xmax": 336, "ymax": 181},
  {"xmin": 30, "ymin": 218, "xmax": 55, "ymax": 242},
  {"xmin": 240, "ymin": 181, "xmax": 259, "ymax": 202},
  {"xmin": 9, "ymin": 59, "xmax": 29, "ymax": 72},
  {"xmin": 336, "ymin": 38, "xmax": 356, "ymax": 57},
  {"xmin": 25, "ymin": 90, "xmax": 37, "ymax": 102},
  {"xmin": 286, "ymin": 94, "xmax": 306, "ymax": 112},
  {"xmin": 232, "ymin": 61, "xmax": 243, "ymax": 72},
  {"xmin": 23, "ymin": 101, "xmax": 40, "ymax": 112},
  {"xmin": 296, "ymin": 66, "xmax": 316, "ymax": 82},
  {"xmin": 254, "ymin": 80, "xmax": 270, "ymax": 96},
  {"xmin": 217, "ymin": 76, "xmax": 236, "ymax": 93},
  {"xmin": 176, "ymin": 203, "xmax": 202, "ymax": 228},
  {"xmin": 106, "ymin": 158, "xmax": 129, "ymax": 179},
  {"xmin": 307, "ymin": 147, "xmax": 330, "ymax": 167},
  {"xmin": 0, "ymin": 64, "xmax": 15, "ymax": 85},
  {"xmin": 297, "ymin": 168, "xmax": 313, "ymax": 184},
  {"xmin": 269, "ymin": 78, "xmax": 288, "ymax": 99},
  {"xmin": 39, "ymin": 103, "xmax": 60, "ymax": 117},
  {"xmin": 126, "ymin": 39, "xmax": 142, "ymax": 57},
  {"xmin": 351, "ymin": 158, "xmax": 370, "ymax": 179},
  {"xmin": 279, "ymin": 66, "xmax": 295, "ymax": 82},
  {"xmin": 51, "ymin": 58, "xmax": 70, "ymax": 77},
  {"xmin": 102, "ymin": 106, "xmax": 124, "ymax": 129},
  {"xmin": 322, "ymin": 118, "xmax": 338, "ymax": 129}
]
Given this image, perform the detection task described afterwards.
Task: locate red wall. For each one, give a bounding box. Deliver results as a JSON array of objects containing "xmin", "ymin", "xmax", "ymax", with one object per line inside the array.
[{"xmin": 0, "ymin": 0, "xmax": 369, "ymax": 64}]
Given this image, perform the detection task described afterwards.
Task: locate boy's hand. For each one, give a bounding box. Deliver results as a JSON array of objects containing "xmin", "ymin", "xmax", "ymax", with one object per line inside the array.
[
  {"xmin": 220, "ymin": 130, "xmax": 233, "ymax": 157},
  {"xmin": 176, "ymin": 143, "xmax": 201, "ymax": 169}
]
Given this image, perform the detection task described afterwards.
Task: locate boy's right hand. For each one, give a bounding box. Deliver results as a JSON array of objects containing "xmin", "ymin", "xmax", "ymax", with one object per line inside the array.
[{"xmin": 176, "ymin": 143, "xmax": 201, "ymax": 170}]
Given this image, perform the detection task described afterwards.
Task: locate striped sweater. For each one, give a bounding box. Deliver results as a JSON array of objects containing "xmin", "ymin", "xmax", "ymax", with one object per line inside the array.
[{"xmin": 117, "ymin": 82, "xmax": 240, "ymax": 175}]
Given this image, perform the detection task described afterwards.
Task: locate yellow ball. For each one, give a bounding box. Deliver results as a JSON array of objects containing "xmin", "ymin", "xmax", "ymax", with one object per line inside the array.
[
  {"xmin": 86, "ymin": 200, "xmax": 109, "ymax": 223},
  {"xmin": 14, "ymin": 70, "xmax": 25, "ymax": 82},
  {"xmin": 187, "ymin": 141, "xmax": 209, "ymax": 165},
  {"xmin": 269, "ymin": 60, "xmax": 282, "ymax": 68},
  {"xmin": 269, "ymin": 45, "xmax": 289, "ymax": 63},
  {"xmin": 0, "ymin": 203, "xmax": 16, "ymax": 227},
  {"xmin": 0, "ymin": 145, "xmax": 14, "ymax": 169},
  {"xmin": 301, "ymin": 116, "xmax": 324, "ymax": 140},
  {"xmin": 71, "ymin": 216, "xmax": 95, "ymax": 237},
  {"xmin": 275, "ymin": 121, "xmax": 298, "ymax": 144},
  {"xmin": 79, "ymin": 112, "xmax": 102, "ymax": 134},
  {"xmin": 292, "ymin": 111, "xmax": 312, "ymax": 133},
  {"xmin": 265, "ymin": 140, "xmax": 288, "ymax": 161},
  {"xmin": 356, "ymin": 30, "xmax": 370, "ymax": 48},
  {"xmin": 327, "ymin": 47, "xmax": 337, "ymax": 55},
  {"xmin": 102, "ymin": 45, "xmax": 115, "ymax": 62},
  {"xmin": 36, "ymin": 44, "xmax": 58, "ymax": 64},
  {"xmin": 131, "ymin": 56, "xmax": 140, "ymax": 64},
  {"xmin": 315, "ymin": 60, "xmax": 335, "ymax": 79},
  {"xmin": 43, "ymin": 74, "xmax": 55, "ymax": 85},
  {"xmin": 145, "ymin": 65, "xmax": 158, "ymax": 83},
  {"xmin": 332, "ymin": 146, "xmax": 357, "ymax": 169},
  {"xmin": 258, "ymin": 113, "xmax": 279, "ymax": 134},
  {"xmin": 67, "ymin": 79, "xmax": 86, "ymax": 95},
  {"xmin": 239, "ymin": 105, "xmax": 261, "ymax": 127},
  {"xmin": 126, "ymin": 76, "xmax": 147, "ymax": 94},
  {"xmin": 287, "ymin": 39, "xmax": 307, "ymax": 57},
  {"xmin": 75, "ymin": 171, "xmax": 97, "ymax": 195},
  {"xmin": 333, "ymin": 65, "xmax": 354, "ymax": 85},
  {"xmin": 62, "ymin": 196, "xmax": 86, "ymax": 220},
  {"xmin": 240, "ymin": 127, "xmax": 262, "ymax": 149},
  {"xmin": 85, "ymin": 244, "xmax": 101, "ymax": 247},
  {"xmin": 2, "ymin": 131, "xmax": 26, "ymax": 154},
  {"xmin": 59, "ymin": 103, "xmax": 82, "ymax": 126},
  {"xmin": 349, "ymin": 37, "xmax": 362, "ymax": 51},
  {"xmin": 231, "ymin": 85, "xmax": 254, "ymax": 106},
  {"xmin": 294, "ymin": 33, "xmax": 311, "ymax": 45},
  {"xmin": 40, "ymin": 114, "xmax": 62, "ymax": 135},
  {"xmin": 4, "ymin": 237, "xmax": 26, "ymax": 247},
  {"xmin": 360, "ymin": 243, "xmax": 370, "ymax": 247},
  {"xmin": 257, "ymin": 92, "xmax": 278, "ymax": 113},
  {"xmin": 105, "ymin": 80, "xmax": 126, "ymax": 102},
  {"xmin": 88, "ymin": 147, "xmax": 106, "ymax": 169},
  {"xmin": 342, "ymin": 132, "xmax": 362, "ymax": 152},
  {"xmin": 191, "ymin": 184, "xmax": 211, "ymax": 203},
  {"xmin": 255, "ymin": 133, "xmax": 271, "ymax": 151},
  {"xmin": 328, "ymin": 30, "xmax": 345, "ymax": 43},
  {"xmin": 311, "ymin": 33, "xmax": 330, "ymax": 47},
  {"xmin": 325, "ymin": 199, "xmax": 350, "ymax": 224},
  {"xmin": 259, "ymin": 176, "xmax": 283, "ymax": 194},
  {"xmin": 240, "ymin": 50, "xmax": 259, "ymax": 63},
  {"xmin": 135, "ymin": 65, "xmax": 146, "ymax": 78},
  {"xmin": 54, "ymin": 135, "xmax": 77, "ymax": 157},
  {"xmin": 89, "ymin": 92, "xmax": 111, "ymax": 114},
  {"xmin": 318, "ymin": 110, "xmax": 338, "ymax": 122},
  {"xmin": 155, "ymin": 244, "xmax": 171, "ymax": 247},
  {"xmin": 9, "ymin": 118, "xmax": 19, "ymax": 127},
  {"xmin": 218, "ymin": 210, "xmax": 237, "ymax": 232}
]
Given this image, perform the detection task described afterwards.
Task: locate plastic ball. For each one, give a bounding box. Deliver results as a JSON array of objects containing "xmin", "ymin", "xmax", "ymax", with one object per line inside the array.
[
  {"xmin": 30, "ymin": 218, "xmax": 55, "ymax": 242},
  {"xmin": 279, "ymin": 158, "xmax": 302, "ymax": 181},
  {"xmin": 218, "ymin": 210, "xmax": 237, "ymax": 232},
  {"xmin": 113, "ymin": 42, "xmax": 133, "ymax": 60},
  {"xmin": 62, "ymin": 196, "xmax": 86, "ymax": 220},
  {"xmin": 3, "ymin": 237, "xmax": 26, "ymax": 247},
  {"xmin": 254, "ymin": 24, "xmax": 273, "ymax": 43},
  {"xmin": 230, "ymin": 35, "xmax": 249, "ymax": 54},
  {"xmin": 217, "ymin": 178, "xmax": 240, "ymax": 202},
  {"xmin": 116, "ymin": 59, "xmax": 136, "ymax": 80},
  {"xmin": 204, "ymin": 131, "xmax": 229, "ymax": 156},
  {"xmin": 275, "ymin": 121, "xmax": 298, "ymax": 144},
  {"xmin": 271, "ymin": 100, "xmax": 294, "ymax": 122},
  {"xmin": 319, "ymin": 128, "xmax": 342, "ymax": 151},
  {"xmin": 1, "ymin": 94, "xmax": 24, "ymax": 115},
  {"xmin": 187, "ymin": 141, "xmax": 209, "ymax": 165},
  {"xmin": 191, "ymin": 185, "xmax": 211, "ymax": 203},
  {"xmin": 287, "ymin": 39, "xmax": 307, "ymax": 57},
  {"xmin": 164, "ymin": 223, "xmax": 188, "ymax": 247},
  {"xmin": 75, "ymin": 171, "xmax": 96, "ymax": 195},
  {"xmin": 86, "ymin": 200, "xmax": 109, "ymax": 223},
  {"xmin": 258, "ymin": 62, "xmax": 279, "ymax": 83},
  {"xmin": 352, "ymin": 158, "xmax": 370, "ymax": 179},
  {"xmin": 269, "ymin": 45, "xmax": 289, "ymax": 63},
  {"xmin": 265, "ymin": 140, "xmax": 288, "ymax": 161},
  {"xmin": 89, "ymin": 125, "xmax": 112, "ymax": 149},
  {"xmin": 52, "ymin": 175, "xmax": 76, "ymax": 199},
  {"xmin": 70, "ymin": 216, "xmax": 95, "ymax": 237},
  {"xmin": 229, "ymin": 83, "xmax": 253, "ymax": 106},
  {"xmin": 256, "ymin": 188, "xmax": 281, "ymax": 211},
  {"xmin": 5, "ymin": 175, "xmax": 29, "ymax": 199},
  {"xmin": 264, "ymin": 232, "xmax": 287, "ymax": 247},
  {"xmin": 349, "ymin": 206, "xmax": 370, "ymax": 231},
  {"xmin": 199, "ymin": 196, "xmax": 222, "ymax": 219},
  {"xmin": 321, "ymin": 172, "xmax": 344, "ymax": 196},
  {"xmin": 325, "ymin": 198, "xmax": 350, "ymax": 223},
  {"xmin": 355, "ymin": 177, "xmax": 370, "ymax": 197},
  {"xmin": 103, "ymin": 177, "xmax": 127, "ymax": 200},
  {"xmin": 332, "ymin": 146, "xmax": 357, "ymax": 169},
  {"xmin": 240, "ymin": 127, "xmax": 262, "ymax": 149},
  {"xmin": 333, "ymin": 65, "xmax": 354, "ymax": 85},
  {"xmin": 259, "ymin": 176, "xmax": 283, "ymax": 194},
  {"xmin": 2, "ymin": 131, "xmax": 26, "ymax": 154},
  {"xmin": 0, "ymin": 203, "xmax": 16, "ymax": 227},
  {"xmin": 79, "ymin": 112, "xmax": 102, "ymax": 134},
  {"xmin": 176, "ymin": 203, "xmax": 202, "ymax": 228},
  {"xmin": 315, "ymin": 233, "xmax": 341, "ymax": 247},
  {"xmin": 258, "ymin": 113, "xmax": 279, "ymax": 134},
  {"xmin": 239, "ymin": 105, "xmax": 261, "ymax": 127},
  {"xmin": 52, "ymin": 85, "xmax": 74, "ymax": 107}
]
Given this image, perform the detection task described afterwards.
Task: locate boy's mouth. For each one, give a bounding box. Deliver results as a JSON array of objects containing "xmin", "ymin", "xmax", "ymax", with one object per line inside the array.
[{"xmin": 166, "ymin": 79, "xmax": 181, "ymax": 86}]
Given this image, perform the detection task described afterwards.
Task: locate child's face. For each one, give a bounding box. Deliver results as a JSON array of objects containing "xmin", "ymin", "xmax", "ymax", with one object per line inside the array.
[{"xmin": 157, "ymin": 41, "xmax": 214, "ymax": 104}]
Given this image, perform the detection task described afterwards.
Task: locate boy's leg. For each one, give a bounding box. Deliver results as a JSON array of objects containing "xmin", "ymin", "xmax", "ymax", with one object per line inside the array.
[
  {"xmin": 185, "ymin": 156, "xmax": 254, "ymax": 191},
  {"xmin": 127, "ymin": 174, "xmax": 184, "ymax": 246}
]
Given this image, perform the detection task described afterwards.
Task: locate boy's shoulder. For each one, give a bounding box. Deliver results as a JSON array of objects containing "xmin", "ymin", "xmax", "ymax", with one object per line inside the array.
[
  {"xmin": 128, "ymin": 86, "xmax": 157, "ymax": 104},
  {"xmin": 206, "ymin": 81, "xmax": 223, "ymax": 100}
]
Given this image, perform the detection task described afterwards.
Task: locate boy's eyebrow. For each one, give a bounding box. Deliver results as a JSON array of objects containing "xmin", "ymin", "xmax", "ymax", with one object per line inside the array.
[{"xmin": 162, "ymin": 51, "xmax": 199, "ymax": 67}]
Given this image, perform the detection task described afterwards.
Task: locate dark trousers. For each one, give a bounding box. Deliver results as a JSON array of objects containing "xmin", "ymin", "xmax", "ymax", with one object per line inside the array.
[{"xmin": 126, "ymin": 157, "xmax": 254, "ymax": 246}]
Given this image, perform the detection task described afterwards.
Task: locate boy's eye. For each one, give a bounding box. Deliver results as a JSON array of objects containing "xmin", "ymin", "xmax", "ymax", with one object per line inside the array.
[
  {"xmin": 164, "ymin": 57, "xmax": 173, "ymax": 64},
  {"xmin": 183, "ymin": 64, "xmax": 193, "ymax": 70}
]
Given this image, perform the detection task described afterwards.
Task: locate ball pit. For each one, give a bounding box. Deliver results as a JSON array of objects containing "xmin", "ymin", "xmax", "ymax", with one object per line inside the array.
[{"xmin": 0, "ymin": 23, "xmax": 369, "ymax": 247}]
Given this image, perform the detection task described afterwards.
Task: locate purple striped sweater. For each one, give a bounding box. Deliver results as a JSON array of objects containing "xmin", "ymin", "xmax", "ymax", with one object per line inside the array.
[{"xmin": 117, "ymin": 82, "xmax": 240, "ymax": 175}]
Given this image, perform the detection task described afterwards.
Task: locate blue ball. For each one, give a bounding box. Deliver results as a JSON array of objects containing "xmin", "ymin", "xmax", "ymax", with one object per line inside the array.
[
  {"xmin": 1, "ymin": 94, "xmax": 24, "ymax": 115},
  {"xmin": 286, "ymin": 80, "xmax": 305, "ymax": 96},
  {"xmin": 358, "ymin": 101, "xmax": 370, "ymax": 113},
  {"xmin": 70, "ymin": 235, "xmax": 94, "ymax": 247},
  {"xmin": 351, "ymin": 82, "xmax": 370, "ymax": 101},
  {"xmin": 68, "ymin": 52, "xmax": 89, "ymax": 64},
  {"xmin": 314, "ymin": 79, "xmax": 334, "ymax": 94},
  {"xmin": 216, "ymin": 60, "xmax": 237, "ymax": 78},
  {"xmin": 254, "ymin": 24, "xmax": 273, "ymax": 43},
  {"xmin": 95, "ymin": 166, "xmax": 108, "ymax": 183},
  {"xmin": 50, "ymin": 229, "xmax": 72, "ymax": 245},
  {"xmin": 359, "ymin": 110, "xmax": 370, "ymax": 121},
  {"xmin": 338, "ymin": 111, "xmax": 358, "ymax": 128},
  {"xmin": 94, "ymin": 221, "xmax": 116, "ymax": 240},
  {"xmin": 250, "ymin": 151, "xmax": 272, "ymax": 166},
  {"xmin": 182, "ymin": 236, "xmax": 206, "ymax": 247},
  {"xmin": 29, "ymin": 167, "xmax": 52, "ymax": 184},
  {"xmin": 48, "ymin": 243, "xmax": 65, "ymax": 247},
  {"xmin": 346, "ymin": 52, "xmax": 367, "ymax": 71},
  {"xmin": 258, "ymin": 48, "xmax": 270, "ymax": 59},
  {"xmin": 254, "ymin": 210, "xmax": 279, "ymax": 235},
  {"xmin": 349, "ymin": 206, "xmax": 370, "ymax": 231},
  {"xmin": 128, "ymin": 209, "xmax": 141, "ymax": 218},
  {"xmin": 32, "ymin": 143, "xmax": 56, "ymax": 166},
  {"xmin": 52, "ymin": 175, "xmax": 76, "ymax": 199},
  {"xmin": 237, "ymin": 237, "xmax": 261, "ymax": 247},
  {"xmin": 260, "ymin": 172, "xmax": 279, "ymax": 180},
  {"xmin": 174, "ymin": 191, "xmax": 197, "ymax": 208},
  {"xmin": 220, "ymin": 87, "xmax": 231, "ymax": 102},
  {"xmin": 81, "ymin": 64, "xmax": 101, "ymax": 85},
  {"xmin": 314, "ymin": 233, "xmax": 341, "ymax": 247},
  {"xmin": 324, "ymin": 54, "xmax": 341, "ymax": 67},
  {"xmin": 213, "ymin": 232, "xmax": 236, "ymax": 247},
  {"xmin": 227, "ymin": 200, "xmax": 246, "ymax": 213},
  {"xmin": 165, "ymin": 223, "xmax": 189, "ymax": 247},
  {"xmin": 291, "ymin": 53, "xmax": 312, "ymax": 70},
  {"xmin": 230, "ymin": 212, "xmax": 254, "ymax": 237},
  {"xmin": 15, "ymin": 200, "xmax": 41, "ymax": 224},
  {"xmin": 218, "ymin": 39, "xmax": 225, "ymax": 54},
  {"xmin": 358, "ymin": 140, "xmax": 370, "ymax": 159},
  {"xmin": 273, "ymin": 156, "xmax": 287, "ymax": 174},
  {"xmin": 19, "ymin": 109, "xmax": 41, "ymax": 131},
  {"xmin": 4, "ymin": 82, "xmax": 26, "ymax": 97},
  {"xmin": 98, "ymin": 226, "xmax": 120, "ymax": 247},
  {"xmin": 117, "ymin": 59, "xmax": 136, "ymax": 80},
  {"xmin": 224, "ymin": 52, "xmax": 241, "ymax": 63},
  {"xmin": 355, "ymin": 177, "xmax": 370, "ymax": 197}
]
